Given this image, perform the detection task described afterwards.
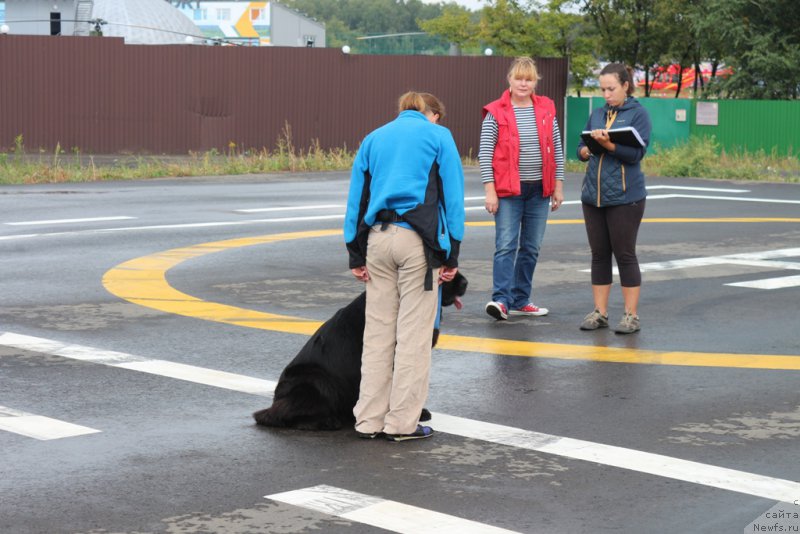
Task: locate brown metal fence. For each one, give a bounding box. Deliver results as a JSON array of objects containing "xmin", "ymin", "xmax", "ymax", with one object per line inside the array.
[{"xmin": 0, "ymin": 35, "xmax": 567, "ymax": 156}]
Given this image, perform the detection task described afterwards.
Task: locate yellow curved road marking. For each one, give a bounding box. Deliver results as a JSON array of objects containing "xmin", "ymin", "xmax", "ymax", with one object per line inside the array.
[
  {"xmin": 103, "ymin": 231, "xmax": 334, "ymax": 336},
  {"xmin": 102, "ymin": 227, "xmax": 800, "ymax": 370}
]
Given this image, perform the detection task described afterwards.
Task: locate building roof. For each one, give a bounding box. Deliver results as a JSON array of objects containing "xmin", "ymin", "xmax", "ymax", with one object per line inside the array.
[{"xmin": 91, "ymin": 0, "xmax": 201, "ymax": 44}]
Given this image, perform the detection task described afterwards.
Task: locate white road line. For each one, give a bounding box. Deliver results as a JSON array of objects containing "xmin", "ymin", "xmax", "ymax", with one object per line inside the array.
[
  {"xmin": 242, "ymin": 201, "xmax": 488, "ymax": 215},
  {"xmin": 235, "ymin": 204, "xmax": 344, "ymax": 214},
  {"xmin": 639, "ymin": 258, "xmax": 800, "ymax": 272},
  {"xmin": 647, "ymin": 185, "xmax": 750, "ymax": 193},
  {"xmin": 432, "ymin": 413, "xmax": 800, "ymax": 504},
  {"xmin": 4, "ymin": 216, "xmax": 136, "ymax": 226},
  {"xmin": 587, "ymin": 247, "xmax": 800, "ymax": 275},
  {"xmin": 2, "ymin": 193, "xmax": 797, "ymax": 242},
  {"xmin": 4, "ymin": 331, "xmax": 799, "ymax": 502},
  {"xmin": 728, "ymin": 248, "xmax": 800, "ymax": 260},
  {"xmin": 725, "ymin": 259, "xmax": 800, "ymax": 270},
  {"xmin": 727, "ymin": 274, "xmax": 800, "ymax": 290},
  {"xmin": 0, "ymin": 405, "xmax": 101, "ymax": 440},
  {"xmin": 266, "ymin": 485, "xmax": 520, "ymax": 534},
  {"xmin": 466, "ymin": 199, "xmax": 581, "ymax": 212},
  {"xmin": 0, "ymin": 215, "xmax": 346, "ymax": 241},
  {"xmin": 638, "ymin": 248, "xmax": 800, "ymax": 272},
  {"xmin": 648, "ymin": 193, "xmax": 800, "ymax": 205},
  {"xmin": 0, "ymin": 332, "xmax": 276, "ymax": 396}
]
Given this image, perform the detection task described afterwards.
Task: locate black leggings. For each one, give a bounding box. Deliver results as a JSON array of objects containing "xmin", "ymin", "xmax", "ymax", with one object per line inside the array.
[{"xmin": 582, "ymin": 200, "xmax": 646, "ymax": 287}]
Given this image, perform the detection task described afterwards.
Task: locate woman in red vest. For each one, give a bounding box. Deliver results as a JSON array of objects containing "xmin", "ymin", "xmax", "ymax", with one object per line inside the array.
[{"xmin": 480, "ymin": 57, "xmax": 565, "ymax": 321}]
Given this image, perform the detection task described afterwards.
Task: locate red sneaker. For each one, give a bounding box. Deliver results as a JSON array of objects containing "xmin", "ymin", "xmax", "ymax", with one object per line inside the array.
[
  {"xmin": 509, "ymin": 303, "xmax": 549, "ymax": 317},
  {"xmin": 485, "ymin": 301, "xmax": 508, "ymax": 320}
]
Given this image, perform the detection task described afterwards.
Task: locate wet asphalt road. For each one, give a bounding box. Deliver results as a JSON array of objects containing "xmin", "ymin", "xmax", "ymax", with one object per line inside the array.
[{"xmin": 1, "ymin": 170, "xmax": 799, "ymax": 533}]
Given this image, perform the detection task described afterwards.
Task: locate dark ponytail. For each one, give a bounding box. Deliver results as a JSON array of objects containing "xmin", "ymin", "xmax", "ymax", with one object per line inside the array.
[{"xmin": 600, "ymin": 63, "xmax": 635, "ymax": 96}]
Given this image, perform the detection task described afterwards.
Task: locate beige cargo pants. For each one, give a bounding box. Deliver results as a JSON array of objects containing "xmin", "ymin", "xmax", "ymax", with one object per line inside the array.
[{"xmin": 353, "ymin": 224, "xmax": 439, "ymax": 436}]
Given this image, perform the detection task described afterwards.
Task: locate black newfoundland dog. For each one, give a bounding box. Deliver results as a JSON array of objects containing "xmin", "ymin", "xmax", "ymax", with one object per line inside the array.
[{"xmin": 253, "ymin": 272, "xmax": 467, "ymax": 430}]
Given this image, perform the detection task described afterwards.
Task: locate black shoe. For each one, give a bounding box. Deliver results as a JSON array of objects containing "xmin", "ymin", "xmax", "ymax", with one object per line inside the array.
[
  {"xmin": 356, "ymin": 430, "xmax": 383, "ymax": 439},
  {"xmin": 385, "ymin": 425, "xmax": 434, "ymax": 442}
]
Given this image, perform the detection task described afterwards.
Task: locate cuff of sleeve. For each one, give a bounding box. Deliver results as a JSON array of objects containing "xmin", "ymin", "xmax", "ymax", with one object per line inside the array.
[{"xmin": 445, "ymin": 239, "xmax": 461, "ymax": 267}]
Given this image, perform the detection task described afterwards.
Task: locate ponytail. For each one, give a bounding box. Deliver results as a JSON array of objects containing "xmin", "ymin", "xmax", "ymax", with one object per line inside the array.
[
  {"xmin": 419, "ymin": 92, "xmax": 445, "ymax": 120},
  {"xmin": 600, "ymin": 63, "xmax": 635, "ymax": 96},
  {"xmin": 397, "ymin": 91, "xmax": 427, "ymax": 113}
]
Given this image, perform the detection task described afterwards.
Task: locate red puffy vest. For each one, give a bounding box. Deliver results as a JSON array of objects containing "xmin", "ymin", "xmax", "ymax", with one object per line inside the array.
[{"xmin": 483, "ymin": 91, "xmax": 556, "ymax": 198}]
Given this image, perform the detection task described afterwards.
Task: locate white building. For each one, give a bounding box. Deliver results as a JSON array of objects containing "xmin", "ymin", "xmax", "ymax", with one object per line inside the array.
[
  {"xmin": 3, "ymin": 1, "xmax": 324, "ymax": 47},
  {"xmin": 3, "ymin": 0, "xmax": 202, "ymax": 44},
  {"xmin": 171, "ymin": 1, "xmax": 325, "ymax": 47}
]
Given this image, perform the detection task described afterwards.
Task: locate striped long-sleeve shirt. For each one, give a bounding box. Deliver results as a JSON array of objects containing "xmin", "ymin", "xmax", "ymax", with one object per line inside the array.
[{"xmin": 478, "ymin": 107, "xmax": 565, "ymax": 184}]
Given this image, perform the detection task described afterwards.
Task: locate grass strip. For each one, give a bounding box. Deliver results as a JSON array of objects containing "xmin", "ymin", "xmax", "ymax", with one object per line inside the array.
[{"xmin": 1, "ymin": 134, "xmax": 797, "ymax": 184}]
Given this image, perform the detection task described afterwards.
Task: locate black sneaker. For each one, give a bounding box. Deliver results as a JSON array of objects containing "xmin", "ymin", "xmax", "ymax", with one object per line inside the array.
[
  {"xmin": 355, "ymin": 430, "xmax": 383, "ymax": 439},
  {"xmin": 385, "ymin": 425, "xmax": 434, "ymax": 442}
]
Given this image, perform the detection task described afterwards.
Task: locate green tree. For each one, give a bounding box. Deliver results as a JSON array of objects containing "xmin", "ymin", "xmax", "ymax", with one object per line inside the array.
[
  {"xmin": 683, "ymin": 0, "xmax": 729, "ymax": 97},
  {"xmin": 652, "ymin": 0, "xmax": 728, "ymax": 99},
  {"xmin": 702, "ymin": 0, "xmax": 800, "ymax": 99},
  {"xmin": 539, "ymin": 1, "xmax": 597, "ymax": 96},
  {"xmin": 653, "ymin": 0, "xmax": 695, "ymax": 98},
  {"xmin": 479, "ymin": 0, "xmax": 555, "ymax": 57},
  {"xmin": 582, "ymin": 0, "xmax": 669, "ymax": 96},
  {"xmin": 423, "ymin": 1, "xmax": 597, "ymax": 91},
  {"xmin": 580, "ymin": 0, "xmax": 800, "ymax": 99},
  {"xmin": 283, "ymin": 0, "xmax": 447, "ymax": 54},
  {"xmin": 418, "ymin": 5, "xmax": 480, "ymax": 54},
  {"xmin": 320, "ymin": 16, "xmax": 358, "ymax": 48}
]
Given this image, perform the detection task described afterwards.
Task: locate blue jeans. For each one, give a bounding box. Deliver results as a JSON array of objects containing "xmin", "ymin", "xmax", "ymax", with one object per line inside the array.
[{"xmin": 492, "ymin": 181, "xmax": 550, "ymax": 309}]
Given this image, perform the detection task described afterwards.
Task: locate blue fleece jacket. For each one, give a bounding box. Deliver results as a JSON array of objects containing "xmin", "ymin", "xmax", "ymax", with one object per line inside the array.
[{"xmin": 344, "ymin": 110, "xmax": 465, "ymax": 268}]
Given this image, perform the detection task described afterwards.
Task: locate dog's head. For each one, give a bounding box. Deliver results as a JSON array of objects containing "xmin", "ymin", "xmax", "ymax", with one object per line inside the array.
[{"xmin": 441, "ymin": 271, "xmax": 468, "ymax": 310}]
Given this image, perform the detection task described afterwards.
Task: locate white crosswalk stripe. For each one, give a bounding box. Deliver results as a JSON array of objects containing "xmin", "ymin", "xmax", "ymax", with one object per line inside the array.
[
  {"xmin": 432, "ymin": 414, "xmax": 800, "ymax": 504},
  {"xmin": 0, "ymin": 405, "xmax": 100, "ymax": 440},
  {"xmin": 585, "ymin": 247, "xmax": 800, "ymax": 289},
  {"xmin": 2, "ymin": 332, "xmax": 799, "ymax": 504},
  {"xmin": 0, "ymin": 332, "xmax": 277, "ymax": 396},
  {"xmin": 728, "ymin": 274, "xmax": 800, "ymax": 289},
  {"xmin": 266, "ymin": 485, "xmax": 520, "ymax": 534}
]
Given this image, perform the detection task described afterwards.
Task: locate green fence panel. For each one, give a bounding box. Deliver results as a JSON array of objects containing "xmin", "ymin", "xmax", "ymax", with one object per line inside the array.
[
  {"xmin": 566, "ymin": 97, "xmax": 692, "ymax": 159},
  {"xmin": 565, "ymin": 96, "xmax": 592, "ymax": 160},
  {"xmin": 639, "ymin": 98, "xmax": 692, "ymax": 152},
  {"xmin": 690, "ymin": 100, "xmax": 800, "ymax": 156}
]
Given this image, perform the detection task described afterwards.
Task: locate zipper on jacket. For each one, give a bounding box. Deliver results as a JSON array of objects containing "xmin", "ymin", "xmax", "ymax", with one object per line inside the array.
[
  {"xmin": 596, "ymin": 153, "xmax": 604, "ymax": 206},
  {"xmin": 621, "ymin": 164, "xmax": 626, "ymax": 192}
]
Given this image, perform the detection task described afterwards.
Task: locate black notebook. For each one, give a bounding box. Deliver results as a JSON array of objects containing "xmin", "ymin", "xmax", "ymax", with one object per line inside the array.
[{"xmin": 581, "ymin": 126, "xmax": 645, "ymax": 155}]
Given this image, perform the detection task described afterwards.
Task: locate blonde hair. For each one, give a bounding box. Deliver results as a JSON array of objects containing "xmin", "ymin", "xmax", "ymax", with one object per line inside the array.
[
  {"xmin": 419, "ymin": 92, "xmax": 445, "ymax": 121},
  {"xmin": 507, "ymin": 57, "xmax": 541, "ymax": 83},
  {"xmin": 397, "ymin": 91, "xmax": 427, "ymax": 113}
]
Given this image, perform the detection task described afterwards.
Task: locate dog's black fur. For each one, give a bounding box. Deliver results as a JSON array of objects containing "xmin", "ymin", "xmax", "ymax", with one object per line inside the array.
[{"xmin": 253, "ymin": 272, "xmax": 467, "ymax": 430}]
